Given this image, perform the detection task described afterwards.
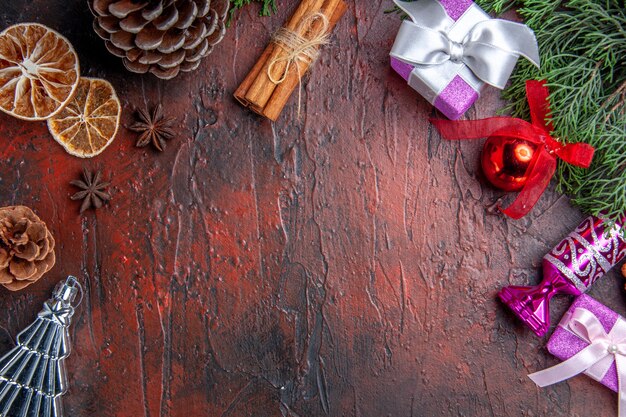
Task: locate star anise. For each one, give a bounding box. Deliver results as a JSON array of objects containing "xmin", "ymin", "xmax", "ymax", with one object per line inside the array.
[
  {"xmin": 70, "ymin": 169, "xmax": 111, "ymax": 213},
  {"xmin": 128, "ymin": 104, "xmax": 176, "ymax": 152}
]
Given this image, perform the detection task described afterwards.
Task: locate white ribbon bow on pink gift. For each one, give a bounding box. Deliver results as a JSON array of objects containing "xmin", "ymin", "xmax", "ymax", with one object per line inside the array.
[{"xmin": 528, "ymin": 307, "xmax": 626, "ymax": 417}]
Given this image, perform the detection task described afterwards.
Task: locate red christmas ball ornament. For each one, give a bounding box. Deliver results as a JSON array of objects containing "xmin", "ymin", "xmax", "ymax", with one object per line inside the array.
[{"xmin": 481, "ymin": 136, "xmax": 538, "ymax": 192}]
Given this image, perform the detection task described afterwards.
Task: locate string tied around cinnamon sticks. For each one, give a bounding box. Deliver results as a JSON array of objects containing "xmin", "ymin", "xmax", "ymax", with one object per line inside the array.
[
  {"xmin": 234, "ymin": 0, "xmax": 348, "ymax": 122},
  {"xmin": 268, "ymin": 12, "xmax": 330, "ymax": 85},
  {"xmin": 267, "ymin": 12, "xmax": 330, "ymax": 117}
]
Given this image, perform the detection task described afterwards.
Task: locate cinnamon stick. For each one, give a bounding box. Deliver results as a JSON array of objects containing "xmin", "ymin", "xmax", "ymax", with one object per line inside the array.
[
  {"xmin": 244, "ymin": 0, "xmax": 327, "ymax": 110},
  {"xmin": 234, "ymin": 44, "xmax": 274, "ymax": 107},
  {"xmin": 262, "ymin": 0, "xmax": 347, "ymax": 121}
]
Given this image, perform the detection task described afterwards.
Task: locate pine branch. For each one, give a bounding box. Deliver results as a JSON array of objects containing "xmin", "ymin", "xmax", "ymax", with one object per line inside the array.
[
  {"xmin": 230, "ymin": 0, "xmax": 278, "ymax": 19},
  {"xmin": 386, "ymin": 0, "xmax": 415, "ymax": 17},
  {"xmin": 490, "ymin": 0, "xmax": 626, "ymax": 221}
]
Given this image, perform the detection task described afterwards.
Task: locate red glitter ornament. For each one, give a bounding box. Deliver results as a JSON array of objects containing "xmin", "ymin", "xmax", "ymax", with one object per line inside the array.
[{"xmin": 481, "ymin": 136, "xmax": 537, "ymax": 192}]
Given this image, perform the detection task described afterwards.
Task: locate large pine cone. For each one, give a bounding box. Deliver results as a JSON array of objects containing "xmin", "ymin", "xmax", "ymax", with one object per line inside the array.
[
  {"xmin": 0, "ymin": 206, "xmax": 55, "ymax": 291},
  {"xmin": 90, "ymin": 0, "xmax": 229, "ymax": 80}
]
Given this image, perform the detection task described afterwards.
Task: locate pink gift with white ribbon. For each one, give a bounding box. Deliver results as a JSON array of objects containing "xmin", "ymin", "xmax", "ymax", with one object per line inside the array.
[
  {"xmin": 529, "ymin": 294, "xmax": 626, "ymax": 417},
  {"xmin": 390, "ymin": 0, "xmax": 540, "ymax": 119}
]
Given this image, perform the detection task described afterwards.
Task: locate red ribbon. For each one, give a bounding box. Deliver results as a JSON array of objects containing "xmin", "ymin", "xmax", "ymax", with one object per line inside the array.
[{"xmin": 431, "ymin": 80, "xmax": 595, "ymax": 219}]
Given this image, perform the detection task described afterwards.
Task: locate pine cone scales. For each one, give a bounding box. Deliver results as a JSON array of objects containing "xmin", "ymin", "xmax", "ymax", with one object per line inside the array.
[
  {"xmin": 90, "ymin": 0, "xmax": 229, "ymax": 80},
  {"xmin": 0, "ymin": 206, "xmax": 55, "ymax": 291}
]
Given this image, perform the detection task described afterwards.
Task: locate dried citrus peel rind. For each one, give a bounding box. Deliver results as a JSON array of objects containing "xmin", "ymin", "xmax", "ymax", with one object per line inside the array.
[
  {"xmin": 0, "ymin": 23, "xmax": 80, "ymax": 120},
  {"xmin": 47, "ymin": 77, "xmax": 121, "ymax": 158}
]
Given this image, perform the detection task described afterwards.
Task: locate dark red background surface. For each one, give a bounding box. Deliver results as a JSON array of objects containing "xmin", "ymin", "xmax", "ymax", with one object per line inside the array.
[{"xmin": 0, "ymin": 1, "xmax": 623, "ymax": 416}]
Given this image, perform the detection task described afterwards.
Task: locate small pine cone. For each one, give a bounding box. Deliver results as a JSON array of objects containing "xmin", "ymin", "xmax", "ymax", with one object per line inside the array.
[
  {"xmin": 90, "ymin": 0, "xmax": 229, "ymax": 80},
  {"xmin": 0, "ymin": 206, "xmax": 55, "ymax": 291}
]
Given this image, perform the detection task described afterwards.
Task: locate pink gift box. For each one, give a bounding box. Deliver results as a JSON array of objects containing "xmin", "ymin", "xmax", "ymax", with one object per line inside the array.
[
  {"xmin": 391, "ymin": 58, "xmax": 479, "ymax": 120},
  {"xmin": 546, "ymin": 294, "xmax": 620, "ymax": 392},
  {"xmin": 390, "ymin": 0, "xmax": 539, "ymax": 120},
  {"xmin": 391, "ymin": 0, "xmax": 485, "ymax": 120}
]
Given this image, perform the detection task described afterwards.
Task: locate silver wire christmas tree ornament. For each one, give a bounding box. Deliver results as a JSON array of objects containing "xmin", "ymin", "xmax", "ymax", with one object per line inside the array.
[{"xmin": 0, "ymin": 276, "xmax": 82, "ymax": 417}]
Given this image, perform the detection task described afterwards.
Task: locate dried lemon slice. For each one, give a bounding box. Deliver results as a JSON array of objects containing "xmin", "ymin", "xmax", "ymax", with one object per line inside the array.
[
  {"xmin": 0, "ymin": 23, "xmax": 80, "ymax": 120},
  {"xmin": 47, "ymin": 77, "xmax": 121, "ymax": 158}
]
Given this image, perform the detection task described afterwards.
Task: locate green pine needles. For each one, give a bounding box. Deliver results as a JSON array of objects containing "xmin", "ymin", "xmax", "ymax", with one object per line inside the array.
[
  {"xmin": 230, "ymin": 0, "xmax": 277, "ymax": 17},
  {"xmin": 392, "ymin": 0, "xmax": 626, "ymax": 221}
]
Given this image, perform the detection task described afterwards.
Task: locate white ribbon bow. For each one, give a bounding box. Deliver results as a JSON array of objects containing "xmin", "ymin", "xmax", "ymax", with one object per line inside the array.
[
  {"xmin": 390, "ymin": 0, "xmax": 540, "ymax": 89},
  {"xmin": 529, "ymin": 308, "xmax": 626, "ymax": 417}
]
